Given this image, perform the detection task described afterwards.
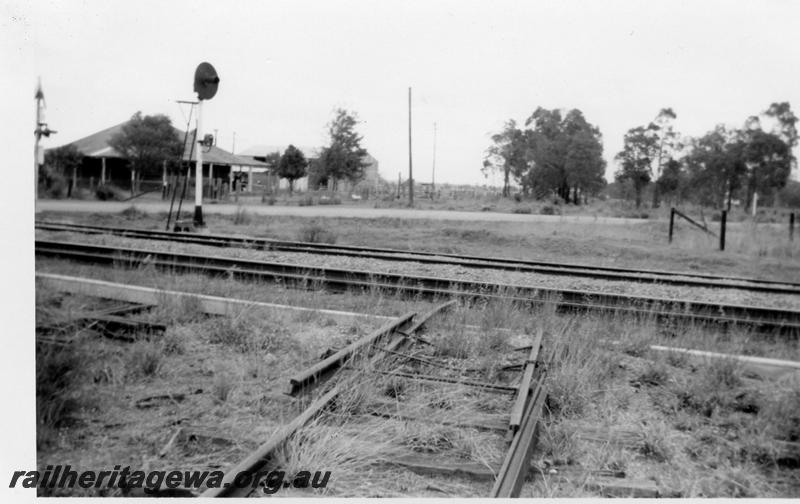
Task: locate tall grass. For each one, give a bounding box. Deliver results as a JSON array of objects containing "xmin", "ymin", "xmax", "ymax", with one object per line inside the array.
[{"xmin": 36, "ymin": 342, "xmax": 83, "ymax": 434}]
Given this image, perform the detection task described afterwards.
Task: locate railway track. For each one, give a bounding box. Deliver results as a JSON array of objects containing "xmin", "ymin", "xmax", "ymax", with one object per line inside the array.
[
  {"xmin": 36, "ymin": 238, "xmax": 800, "ymax": 333},
  {"xmin": 197, "ymin": 301, "xmax": 549, "ymax": 497},
  {"xmin": 35, "ymin": 220, "xmax": 800, "ymax": 296}
]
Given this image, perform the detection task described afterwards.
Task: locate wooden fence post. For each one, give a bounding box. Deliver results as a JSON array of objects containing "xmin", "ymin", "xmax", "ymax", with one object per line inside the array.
[
  {"xmin": 791, "ymin": 213, "xmax": 795, "ymax": 242},
  {"xmin": 669, "ymin": 208, "xmax": 675, "ymax": 243},
  {"xmin": 719, "ymin": 210, "xmax": 727, "ymax": 251}
]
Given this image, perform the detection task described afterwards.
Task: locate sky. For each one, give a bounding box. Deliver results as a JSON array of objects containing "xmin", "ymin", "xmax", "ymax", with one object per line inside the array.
[{"xmin": 5, "ymin": 0, "xmax": 800, "ymax": 187}]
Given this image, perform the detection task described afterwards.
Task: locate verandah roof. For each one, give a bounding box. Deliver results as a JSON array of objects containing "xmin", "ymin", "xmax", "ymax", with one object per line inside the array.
[{"xmin": 52, "ymin": 121, "xmax": 268, "ymax": 168}]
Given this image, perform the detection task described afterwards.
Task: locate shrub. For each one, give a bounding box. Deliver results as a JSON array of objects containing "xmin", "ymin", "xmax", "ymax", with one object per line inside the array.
[
  {"xmin": 119, "ymin": 205, "xmax": 148, "ymax": 220},
  {"xmin": 298, "ymin": 196, "xmax": 315, "ymax": 207},
  {"xmin": 540, "ymin": 205, "xmax": 556, "ymax": 215},
  {"xmin": 41, "ymin": 166, "xmax": 68, "ymax": 199},
  {"xmin": 298, "ymin": 222, "xmax": 337, "ymax": 244},
  {"xmin": 95, "ymin": 184, "xmax": 125, "ymax": 201},
  {"xmin": 96, "ymin": 184, "xmax": 117, "ymax": 201},
  {"xmin": 512, "ymin": 206, "xmax": 532, "ymax": 214},
  {"xmin": 318, "ymin": 196, "xmax": 342, "ymax": 205}
]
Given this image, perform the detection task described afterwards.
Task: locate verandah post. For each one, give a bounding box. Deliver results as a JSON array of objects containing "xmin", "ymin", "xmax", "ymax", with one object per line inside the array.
[{"xmin": 668, "ymin": 207, "xmax": 675, "ymax": 243}]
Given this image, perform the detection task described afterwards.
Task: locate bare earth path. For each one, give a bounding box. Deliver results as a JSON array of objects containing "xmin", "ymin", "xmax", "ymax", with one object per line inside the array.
[{"xmin": 36, "ymin": 199, "xmax": 646, "ymax": 225}]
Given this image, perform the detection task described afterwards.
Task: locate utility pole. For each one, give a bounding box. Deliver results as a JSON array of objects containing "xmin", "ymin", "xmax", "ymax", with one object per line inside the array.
[
  {"xmin": 34, "ymin": 78, "xmax": 55, "ymax": 201},
  {"xmin": 432, "ymin": 122, "xmax": 437, "ymax": 195},
  {"xmin": 408, "ymin": 87, "xmax": 413, "ymax": 206}
]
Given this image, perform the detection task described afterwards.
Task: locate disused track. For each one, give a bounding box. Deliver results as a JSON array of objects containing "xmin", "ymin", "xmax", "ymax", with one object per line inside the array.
[
  {"xmin": 198, "ymin": 301, "xmax": 548, "ymax": 497},
  {"xmin": 36, "ymin": 238, "xmax": 800, "ymax": 333},
  {"xmin": 35, "ymin": 221, "xmax": 800, "ymax": 295}
]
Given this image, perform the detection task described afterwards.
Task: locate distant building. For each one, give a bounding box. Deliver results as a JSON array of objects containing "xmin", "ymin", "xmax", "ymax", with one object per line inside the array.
[
  {"xmin": 238, "ymin": 145, "xmax": 379, "ymax": 194},
  {"xmin": 50, "ymin": 120, "xmax": 268, "ymax": 195}
]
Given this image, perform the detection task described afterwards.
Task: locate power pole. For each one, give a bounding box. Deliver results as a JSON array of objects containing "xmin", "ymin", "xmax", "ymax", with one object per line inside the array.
[
  {"xmin": 34, "ymin": 78, "xmax": 56, "ymax": 201},
  {"xmin": 408, "ymin": 87, "xmax": 413, "ymax": 206},
  {"xmin": 432, "ymin": 122, "xmax": 437, "ymax": 195}
]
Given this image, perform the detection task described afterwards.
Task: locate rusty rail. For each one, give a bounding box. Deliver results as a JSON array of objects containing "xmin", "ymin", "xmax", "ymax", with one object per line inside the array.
[
  {"xmin": 202, "ymin": 301, "xmax": 455, "ymax": 497},
  {"xmin": 491, "ymin": 334, "xmax": 550, "ymax": 497}
]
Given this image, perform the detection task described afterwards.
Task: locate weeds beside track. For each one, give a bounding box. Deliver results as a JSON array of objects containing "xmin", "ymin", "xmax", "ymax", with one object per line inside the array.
[{"xmin": 35, "ymin": 238, "xmax": 800, "ymax": 334}]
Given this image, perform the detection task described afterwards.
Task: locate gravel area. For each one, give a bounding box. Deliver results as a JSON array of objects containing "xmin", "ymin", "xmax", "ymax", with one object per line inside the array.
[{"xmin": 36, "ymin": 230, "xmax": 800, "ymax": 311}]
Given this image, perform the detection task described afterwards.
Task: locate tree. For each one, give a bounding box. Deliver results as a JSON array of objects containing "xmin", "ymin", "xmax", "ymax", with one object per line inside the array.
[
  {"xmin": 743, "ymin": 129, "xmax": 792, "ymax": 208},
  {"xmin": 262, "ymin": 150, "xmax": 281, "ymax": 194},
  {"xmin": 683, "ymin": 125, "xmax": 746, "ymax": 210},
  {"xmin": 263, "ymin": 151, "xmax": 281, "ymax": 169},
  {"xmin": 277, "ymin": 145, "xmax": 308, "ymax": 194},
  {"xmin": 764, "ymin": 101, "xmax": 798, "ymax": 149},
  {"xmin": 655, "ymin": 158, "xmax": 685, "ymax": 205},
  {"xmin": 315, "ymin": 109, "xmax": 369, "ymax": 190},
  {"xmin": 615, "ymin": 125, "xmax": 658, "ymax": 208},
  {"xmin": 108, "ymin": 112, "xmax": 182, "ymax": 193},
  {"xmin": 517, "ymin": 108, "xmax": 605, "ymax": 203},
  {"xmin": 44, "ymin": 144, "xmax": 83, "ymax": 197},
  {"xmin": 650, "ymin": 108, "xmax": 679, "ymax": 208},
  {"xmin": 482, "ymin": 120, "xmax": 527, "ymax": 197}
]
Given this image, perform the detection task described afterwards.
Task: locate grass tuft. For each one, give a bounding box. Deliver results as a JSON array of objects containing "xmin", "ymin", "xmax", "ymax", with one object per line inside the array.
[
  {"xmin": 126, "ymin": 340, "xmax": 164, "ymax": 378},
  {"xmin": 36, "ymin": 342, "xmax": 83, "ymax": 433},
  {"xmin": 232, "ymin": 205, "xmax": 252, "ymax": 225},
  {"xmin": 297, "ymin": 222, "xmax": 337, "ymax": 244}
]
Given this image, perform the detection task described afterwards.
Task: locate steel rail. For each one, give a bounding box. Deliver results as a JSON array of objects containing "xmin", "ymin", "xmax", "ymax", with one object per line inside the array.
[
  {"xmin": 35, "ymin": 221, "xmax": 800, "ymax": 295},
  {"xmin": 202, "ymin": 302, "xmax": 453, "ymax": 497},
  {"xmin": 491, "ymin": 374, "xmax": 548, "ymax": 497},
  {"xmin": 35, "ymin": 239, "xmax": 800, "ymax": 332},
  {"xmin": 491, "ymin": 339, "xmax": 550, "ymax": 497},
  {"xmin": 287, "ymin": 312, "xmax": 416, "ymax": 395},
  {"xmin": 507, "ymin": 327, "xmax": 544, "ymax": 434}
]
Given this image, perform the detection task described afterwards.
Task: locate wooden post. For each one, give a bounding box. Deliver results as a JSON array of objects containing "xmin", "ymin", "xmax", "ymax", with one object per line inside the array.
[
  {"xmin": 791, "ymin": 213, "xmax": 796, "ymax": 242},
  {"xmin": 248, "ymin": 166, "xmax": 253, "ymax": 192},
  {"xmin": 719, "ymin": 210, "xmax": 727, "ymax": 251},
  {"xmin": 71, "ymin": 166, "xmax": 77, "ymax": 198},
  {"xmin": 130, "ymin": 165, "xmax": 136, "ymax": 196},
  {"xmin": 408, "ymin": 87, "xmax": 413, "ymax": 206},
  {"xmin": 209, "ymin": 163, "xmax": 214, "ymax": 199},
  {"xmin": 668, "ymin": 208, "xmax": 675, "ymax": 243},
  {"xmin": 100, "ymin": 157, "xmax": 106, "ymax": 185},
  {"xmin": 160, "ymin": 160, "xmax": 167, "ymax": 199}
]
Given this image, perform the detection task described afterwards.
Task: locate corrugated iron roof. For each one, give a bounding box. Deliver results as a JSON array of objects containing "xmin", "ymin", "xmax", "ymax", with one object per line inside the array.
[
  {"xmin": 52, "ymin": 121, "xmax": 267, "ymax": 168},
  {"xmin": 180, "ymin": 130, "xmax": 268, "ymax": 167},
  {"xmin": 65, "ymin": 121, "xmax": 127, "ymax": 158}
]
